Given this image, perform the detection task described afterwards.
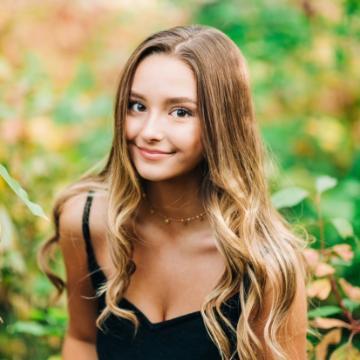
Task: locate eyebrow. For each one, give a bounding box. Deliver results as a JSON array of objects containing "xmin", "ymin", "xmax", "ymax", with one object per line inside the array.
[{"xmin": 130, "ymin": 91, "xmax": 197, "ymax": 105}]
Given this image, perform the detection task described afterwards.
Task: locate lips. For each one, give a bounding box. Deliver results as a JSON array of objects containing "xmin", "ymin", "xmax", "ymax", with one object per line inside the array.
[
  {"xmin": 135, "ymin": 145, "xmax": 175, "ymax": 160},
  {"xmin": 137, "ymin": 146, "xmax": 173, "ymax": 154}
]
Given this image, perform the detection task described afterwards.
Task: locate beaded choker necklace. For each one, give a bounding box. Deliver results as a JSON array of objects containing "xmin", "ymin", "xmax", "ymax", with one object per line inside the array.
[{"xmin": 141, "ymin": 192, "xmax": 206, "ymax": 225}]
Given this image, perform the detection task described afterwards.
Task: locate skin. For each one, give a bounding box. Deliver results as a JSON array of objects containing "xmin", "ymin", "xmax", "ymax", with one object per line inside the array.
[
  {"xmin": 59, "ymin": 53, "xmax": 307, "ymax": 359},
  {"xmin": 125, "ymin": 53, "xmax": 205, "ymax": 219},
  {"xmin": 122, "ymin": 53, "xmax": 226, "ymax": 321}
]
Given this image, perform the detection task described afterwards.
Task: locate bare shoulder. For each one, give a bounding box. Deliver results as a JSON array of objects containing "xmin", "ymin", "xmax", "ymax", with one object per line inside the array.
[
  {"xmin": 59, "ymin": 190, "xmax": 108, "ymax": 244},
  {"xmin": 58, "ymin": 189, "xmax": 108, "ymax": 343},
  {"xmin": 58, "ymin": 192, "xmax": 89, "ymax": 243}
]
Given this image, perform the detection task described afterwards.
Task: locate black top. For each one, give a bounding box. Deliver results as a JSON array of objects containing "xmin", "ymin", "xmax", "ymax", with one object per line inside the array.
[{"xmin": 81, "ymin": 190, "xmax": 249, "ymax": 360}]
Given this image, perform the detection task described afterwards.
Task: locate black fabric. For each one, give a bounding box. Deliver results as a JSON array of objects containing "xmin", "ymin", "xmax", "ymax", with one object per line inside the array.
[{"xmin": 82, "ymin": 190, "xmax": 248, "ymax": 360}]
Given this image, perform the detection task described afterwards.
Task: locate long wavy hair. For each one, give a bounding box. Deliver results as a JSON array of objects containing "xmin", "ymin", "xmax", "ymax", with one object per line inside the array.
[{"xmin": 38, "ymin": 24, "xmax": 310, "ymax": 360}]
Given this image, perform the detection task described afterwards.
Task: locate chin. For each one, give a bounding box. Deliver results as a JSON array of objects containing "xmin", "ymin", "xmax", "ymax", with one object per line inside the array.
[
  {"xmin": 134, "ymin": 165, "xmax": 181, "ymax": 182},
  {"xmin": 138, "ymin": 173, "xmax": 174, "ymax": 182}
]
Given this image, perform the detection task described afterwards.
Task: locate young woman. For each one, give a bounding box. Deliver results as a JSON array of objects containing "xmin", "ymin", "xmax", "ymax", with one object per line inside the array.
[{"xmin": 39, "ymin": 24, "xmax": 309, "ymax": 360}]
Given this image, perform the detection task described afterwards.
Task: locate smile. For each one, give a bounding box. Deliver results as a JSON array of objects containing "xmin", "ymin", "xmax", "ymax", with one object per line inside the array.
[{"xmin": 136, "ymin": 146, "xmax": 175, "ymax": 160}]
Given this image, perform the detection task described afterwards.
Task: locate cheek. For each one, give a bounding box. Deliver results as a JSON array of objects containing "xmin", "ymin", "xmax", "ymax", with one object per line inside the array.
[
  {"xmin": 175, "ymin": 122, "xmax": 203, "ymax": 156},
  {"xmin": 125, "ymin": 117, "xmax": 137, "ymax": 140}
]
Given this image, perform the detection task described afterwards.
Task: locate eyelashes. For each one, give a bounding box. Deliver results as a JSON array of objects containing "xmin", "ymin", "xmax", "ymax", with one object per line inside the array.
[
  {"xmin": 128, "ymin": 100, "xmax": 145, "ymax": 112},
  {"xmin": 127, "ymin": 100, "xmax": 194, "ymax": 118}
]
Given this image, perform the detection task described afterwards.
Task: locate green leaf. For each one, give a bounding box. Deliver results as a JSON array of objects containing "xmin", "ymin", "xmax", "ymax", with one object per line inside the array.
[
  {"xmin": 316, "ymin": 175, "xmax": 338, "ymax": 194},
  {"xmin": 343, "ymin": 298, "xmax": 360, "ymax": 312},
  {"xmin": 331, "ymin": 218, "xmax": 354, "ymax": 238},
  {"xmin": 47, "ymin": 307, "xmax": 67, "ymax": 322},
  {"xmin": 69, "ymin": 63, "xmax": 95, "ymax": 93},
  {"xmin": 271, "ymin": 186, "xmax": 309, "ymax": 209},
  {"xmin": 0, "ymin": 205, "xmax": 16, "ymax": 250},
  {"xmin": 308, "ymin": 306, "xmax": 343, "ymax": 319},
  {"xmin": 329, "ymin": 342, "xmax": 360, "ymax": 359},
  {"xmin": 0, "ymin": 164, "xmax": 49, "ymax": 220},
  {"xmin": 9, "ymin": 321, "xmax": 47, "ymax": 336}
]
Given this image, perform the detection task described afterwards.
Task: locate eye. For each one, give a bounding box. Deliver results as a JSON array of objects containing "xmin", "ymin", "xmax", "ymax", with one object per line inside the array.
[
  {"xmin": 127, "ymin": 100, "xmax": 193, "ymax": 118},
  {"xmin": 128, "ymin": 100, "xmax": 146, "ymax": 113},
  {"xmin": 171, "ymin": 108, "xmax": 193, "ymax": 118}
]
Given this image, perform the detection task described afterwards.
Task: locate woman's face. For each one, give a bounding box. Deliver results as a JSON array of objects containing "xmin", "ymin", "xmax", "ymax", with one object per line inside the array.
[{"xmin": 125, "ymin": 54, "xmax": 203, "ymax": 182}]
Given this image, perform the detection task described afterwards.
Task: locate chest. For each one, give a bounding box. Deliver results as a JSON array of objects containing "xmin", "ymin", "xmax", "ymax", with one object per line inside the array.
[{"xmin": 96, "ymin": 223, "xmax": 226, "ymax": 324}]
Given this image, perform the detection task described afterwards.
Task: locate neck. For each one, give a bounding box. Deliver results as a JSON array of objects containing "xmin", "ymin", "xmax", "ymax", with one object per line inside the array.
[{"xmin": 142, "ymin": 167, "xmax": 205, "ymax": 220}]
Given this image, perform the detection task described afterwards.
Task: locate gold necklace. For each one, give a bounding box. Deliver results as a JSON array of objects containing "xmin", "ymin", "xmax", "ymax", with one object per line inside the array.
[{"xmin": 141, "ymin": 192, "xmax": 206, "ymax": 225}]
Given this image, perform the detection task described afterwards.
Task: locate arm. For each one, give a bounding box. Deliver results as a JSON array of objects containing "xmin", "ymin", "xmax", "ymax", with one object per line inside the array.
[
  {"xmin": 252, "ymin": 262, "xmax": 308, "ymax": 360},
  {"xmin": 58, "ymin": 193, "xmax": 99, "ymax": 360},
  {"xmin": 62, "ymin": 335, "xmax": 98, "ymax": 359}
]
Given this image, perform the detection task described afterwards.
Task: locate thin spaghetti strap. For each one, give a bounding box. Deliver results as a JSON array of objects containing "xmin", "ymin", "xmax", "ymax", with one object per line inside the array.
[{"xmin": 82, "ymin": 190, "xmax": 106, "ymax": 290}]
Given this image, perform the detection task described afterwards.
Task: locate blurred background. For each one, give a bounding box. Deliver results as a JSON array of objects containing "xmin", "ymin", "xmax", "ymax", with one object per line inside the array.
[{"xmin": 0, "ymin": 0, "xmax": 359, "ymax": 359}]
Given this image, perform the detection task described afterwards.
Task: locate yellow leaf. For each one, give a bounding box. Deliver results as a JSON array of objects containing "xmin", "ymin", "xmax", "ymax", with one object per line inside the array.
[
  {"xmin": 0, "ymin": 118, "xmax": 26, "ymax": 144},
  {"xmin": 306, "ymin": 116, "xmax": 345, "ymax": 152},
  {"xmin": 316, "ymin": 328, "xmax": 342, "ymax": 360},
  {"xmin": 26, "ymin": 116, "xmax": 66, "ymax": 151},
  {"xmin": 307, "ymin": 278, "xmax": 331, "ymax": 300},
  {"xmin": 304, "ymin": 248, "xmax": 320, "ymax": 268},
  {"xmin": 312, "ymin": 1, "xmax": 342, "ymax": 23},
  {"xmin": 315, "ymin": 262, "xmax": 335, "ymax": 277},
  {"xmin": 311, "ymin": 317, "xmax": 351, "ymax": 329},
  {"xmin": 338, "ymin": 278, "xmax": 360, "ymax": 303},
  {"xmin": 332, "ymin": 244, "xmax": 354, "ymax": 262},
  {"xmin": 0, "ymin": 56, "xmax": 13, "ymax": 81}
]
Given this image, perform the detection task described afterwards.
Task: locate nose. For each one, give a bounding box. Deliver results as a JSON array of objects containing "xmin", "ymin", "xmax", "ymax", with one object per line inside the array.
[{"xmin": 140, "ymin": 111, "xmax": 165, "ymax": 142}]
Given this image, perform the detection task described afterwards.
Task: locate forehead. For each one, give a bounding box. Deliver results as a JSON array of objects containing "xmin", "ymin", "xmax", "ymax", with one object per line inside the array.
[{"xmin": 131, "ymin": 54, "xmax": 197, "ymax": 100}]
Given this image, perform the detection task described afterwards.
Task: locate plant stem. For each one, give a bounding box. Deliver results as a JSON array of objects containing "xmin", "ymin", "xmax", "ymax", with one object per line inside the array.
[{"xmin": 315, "ymin": 192, "xmax": 325, "ymax": 255}]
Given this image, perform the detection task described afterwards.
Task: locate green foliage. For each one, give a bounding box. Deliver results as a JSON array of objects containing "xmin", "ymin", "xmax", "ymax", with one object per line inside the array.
[
  {"xmin": 0, "ymin": 0, "xmax": 359, "ymax": 359},
  {"xmin": 0, "ymin": 164, "xmax": 48, "ymax": 220},
  {"xmin": 271, "ymin": 186, "xmax": 309, "ymax": 209}
]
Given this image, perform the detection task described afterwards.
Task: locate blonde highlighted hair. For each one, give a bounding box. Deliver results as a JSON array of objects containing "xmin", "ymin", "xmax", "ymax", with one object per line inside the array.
[{"xmin": 38, "ymin": 24, "xmax": 309, "ymax": 359}]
